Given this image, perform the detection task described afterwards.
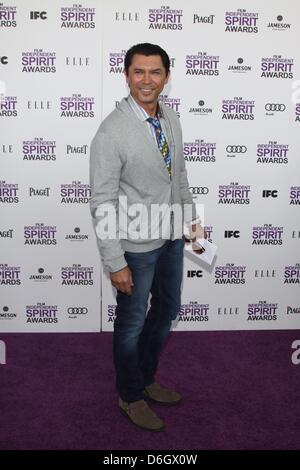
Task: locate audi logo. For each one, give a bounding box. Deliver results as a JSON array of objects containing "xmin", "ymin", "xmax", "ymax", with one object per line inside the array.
[
  {"xmin": 226, "ymin": 145, "xmax": 247, "ymax": 153},
  {"xmin": 67, "ymin": 307, "xmax": 88, "ymax": 314},
  {"xmin": 265, "ymin": 103, "xmax": 286, "ymax": 112},
  {"xmin": 189, "ymin": 186, "xmax": 209, "ymax": 195}
]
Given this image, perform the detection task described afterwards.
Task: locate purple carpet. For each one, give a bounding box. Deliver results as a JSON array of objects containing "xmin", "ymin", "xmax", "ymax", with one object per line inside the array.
[{"xmin": 0, "ymin": 331, "xmax": 299, "ymax": 450}]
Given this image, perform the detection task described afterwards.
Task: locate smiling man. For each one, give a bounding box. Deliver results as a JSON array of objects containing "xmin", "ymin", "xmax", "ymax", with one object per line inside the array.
[{"xmin": 90, "ymin": 43, "xmax": 205, "ymax": 432}]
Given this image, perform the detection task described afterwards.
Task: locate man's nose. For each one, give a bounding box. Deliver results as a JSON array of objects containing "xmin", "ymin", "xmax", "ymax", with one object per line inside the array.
[{"xmin": 142, "ymin": 72, "xmax": 152, "ymax": 83}]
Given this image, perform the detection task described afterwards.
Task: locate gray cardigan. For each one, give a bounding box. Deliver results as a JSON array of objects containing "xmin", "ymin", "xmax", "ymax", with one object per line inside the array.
[{"xmin": 90, "ymin": 97, "xmax": 196, "ymax": 272}]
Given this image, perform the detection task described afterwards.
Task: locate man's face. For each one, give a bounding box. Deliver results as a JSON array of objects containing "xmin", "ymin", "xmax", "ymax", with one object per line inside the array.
[{"xmin": 125, "ymin": 54, "xmax": 169, "ymax": 110}]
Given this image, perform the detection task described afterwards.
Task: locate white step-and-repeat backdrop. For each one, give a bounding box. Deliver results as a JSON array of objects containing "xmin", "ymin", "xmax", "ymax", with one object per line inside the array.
[{"xmin": 1, "ymin": 0, "xmax": 299, "ymax": 332}]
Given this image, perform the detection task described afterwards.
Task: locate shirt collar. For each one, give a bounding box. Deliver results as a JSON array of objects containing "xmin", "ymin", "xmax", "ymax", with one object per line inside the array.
[{"xmin": 127, "ymin": 94, "xmax": 163, "ymax": 122}]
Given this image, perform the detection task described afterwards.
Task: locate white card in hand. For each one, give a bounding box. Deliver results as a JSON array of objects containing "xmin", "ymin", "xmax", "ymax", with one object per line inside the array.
[{"xmin": 185, "ymin": 238, "xmax": 217, "ymax": 265}]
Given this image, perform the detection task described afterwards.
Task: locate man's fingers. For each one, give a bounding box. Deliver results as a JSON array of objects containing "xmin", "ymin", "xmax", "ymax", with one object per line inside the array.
[
  {"xmin": 110, "ymin": 266, "xmax": 133, "ymax": 295},
  {"xmin": 112, "ymin": 280, "xmax": 132, "ymax": 295}
]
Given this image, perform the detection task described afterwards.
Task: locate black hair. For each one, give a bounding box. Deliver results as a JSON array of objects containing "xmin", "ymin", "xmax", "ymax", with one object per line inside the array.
[{"xmin": 124, "ymin": 43, "xmax": 170, "ymax": 75}]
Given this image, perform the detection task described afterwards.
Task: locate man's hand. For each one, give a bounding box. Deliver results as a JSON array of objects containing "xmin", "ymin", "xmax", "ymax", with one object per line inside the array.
[
  {"xmin": 110, "ymin": 266, "xmax": 134, "ymax": 295},
  {"xmin": 190, "ymin": 223, "xmax": 208, "ymax": 241}
]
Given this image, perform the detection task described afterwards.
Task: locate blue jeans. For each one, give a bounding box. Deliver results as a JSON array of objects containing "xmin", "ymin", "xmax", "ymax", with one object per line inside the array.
[{"xmin": 113, "ymin": 238, "xmax": 184, "ymax": 403}]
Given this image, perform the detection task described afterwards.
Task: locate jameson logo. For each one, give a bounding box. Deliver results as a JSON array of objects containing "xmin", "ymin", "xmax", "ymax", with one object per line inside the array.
[
  {"xmin": 60, "ymin": 5, "xmax": 95, "ymax": 28},
  {"xmin": 267, "ymin": 15, "xmax": 291, "ymax": 30},
  {"xmin": 222, "ymin": 97, "xmax": 255, "ymax": 120},
  {"xmin": 290, "ymin": 187, "xmax": 300, "ymax": 205},
  {"xmin": 228, "ymin": 57, "xmax": 251, "ymax": 73},
  {"xmin": 148, "ymin": 6, "xmax": 183, "ymax": 30},
  {"xmin": 0, "ymin": 181, "xmax": 18, "ymax": 203},
  {"xmin": 61, "ymin": 264, "xmax": 94, "ymax": 286},
  {"xmin": 21, "ymin": 49, "xmax": 56, "ymax": 73},
  {"xmin": 24, "ymin": 223, "xmax": 57, "ymax": 245},
  {"xmin": 214, "ymin": 264, "xmax": 246, "ymax": 285},
  {"xmin": 247, "ymin": 301, "xmax": 278, "ymax": 321},
  {"xmin": 189, "ymin": 100, "xmax": 213, "ymax": 116},
  {"xmin": 256, "ymin": 141, "xmax": 289, "ymax": 164},
  {"xmin": 284, "ymin": 264, "xmax": 300, "ymax": 284},
  {"xmin": 252, "ymin": 225, "xmax": 283, "ymax": 245},
  {"xmin": 218, "ymin": 183, "xmax": 250, "ymax": 204},
  {"xmin": 185, "ymin": 52, "xmax": 219, "ymax": 76},
  {"xmin": 178, "ymin": 302, "xmax": 209, "ymax": 322},
  {"xmin": 225, "ymin": 9, "xmax": 258, "ymax": 33},
  {"xmin": 0, "ymin": 3, "xmax": 17, "ymax": 27},
  {"xmin": 26, "ymin": 303, "xmax": 58, "ymax": 324},
  {"xmin": 0, "ymin": 96, "xmax": 17, "ymax": 117},
  {"xmin": 23, "ymin": 138, "xmax": 56, "ymax": 161},
  {"xmin": 65, "ymin": 227, "xmax": 89, "ymax": 241},
  {"xmin": 0, "ymin": 306, "xmax": 17, "ymax": 320},
  {"xmin": 29, "ymin": 268, "xmax": 52, "ymax": 282},
  {"xmin": 184, "ymin": 140, "xmax": 216, "ymax": 163},
  {"xmin": 60, "ymin": 181, "xmax": 90, "ymax": 203},
  {"xmin": 261, "ymin": 55, "xmax": 294, "ymax": 79},
  {"xmin": 109, "ymin": 51, "xmax": 126, "ymax": 73},
  {"xmin": 0, "ymin": 264, "xmax": 21, "ymax": 285}
]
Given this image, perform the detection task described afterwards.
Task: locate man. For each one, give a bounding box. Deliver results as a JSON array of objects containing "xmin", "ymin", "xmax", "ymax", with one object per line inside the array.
[{"xmin": 90, "ymin": 43, "xmax": 206, "ymax": 431}]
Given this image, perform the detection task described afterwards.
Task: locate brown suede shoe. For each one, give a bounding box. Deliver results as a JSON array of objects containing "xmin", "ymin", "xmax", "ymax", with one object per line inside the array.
[
  {"xmin": 144, "ymin": 382, "xmax": 182, "ymax": 405},
  {"xmin": 118, "ymin": 398, "xmax": 165, "ymax": 431}
]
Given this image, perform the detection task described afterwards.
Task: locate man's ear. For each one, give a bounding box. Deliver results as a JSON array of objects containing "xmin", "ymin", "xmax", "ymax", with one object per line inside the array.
[
  {"xmin": 124, "ymin": 71, "xmax": 129, "ymax": 84},
  {"xmin": 165, "ymin": 71, "xmax": 170, "ymax": 85}
]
